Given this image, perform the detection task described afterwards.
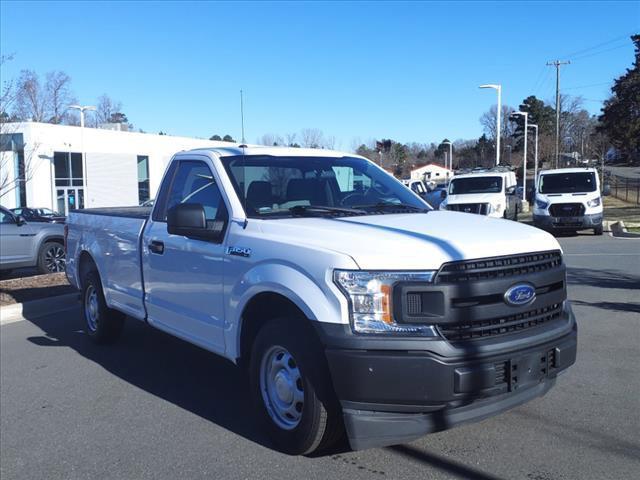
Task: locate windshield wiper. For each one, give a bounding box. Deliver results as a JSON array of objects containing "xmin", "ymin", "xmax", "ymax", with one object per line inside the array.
[
  {"xmin": 289, "ymin": 205, "xmax": 367, "ymax": 217},
  {"xmin": 353, "ymin": 202, "xmax": 430, "ymax": 213}
]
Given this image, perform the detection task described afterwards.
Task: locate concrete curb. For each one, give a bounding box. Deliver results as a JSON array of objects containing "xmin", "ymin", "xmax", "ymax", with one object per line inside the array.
[
  {"xmin": 610, "ymin": 220, "xmax": 640, "ymax": 239},
  {"xmin": 0, "ymin": 293, "xmax": 79, "ymax": 326}
]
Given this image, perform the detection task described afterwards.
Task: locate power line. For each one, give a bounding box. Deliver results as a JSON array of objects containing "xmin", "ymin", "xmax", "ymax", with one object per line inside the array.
[
  {"xmin": 563, "ymin": 81, "xmax": 612, "ymax": 90},
  {"xmin": 571, "ymin": 43, "xmax": 631, "ymax": 61},
  {"xmin": 562, "ymin": 32, "xmax": 635, "ymax": 59}
]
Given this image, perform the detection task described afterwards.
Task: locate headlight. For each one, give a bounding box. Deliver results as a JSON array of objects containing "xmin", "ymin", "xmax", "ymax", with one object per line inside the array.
[
  {"xmin": 334, "ymin": 270, "xmax": 438, "ymax": 336},
  {"xmin": 587, "ymin": 197, "xmax": 601, "ymax": 207},
  {"xmin": 489, "ymin": 203, "xmax": 502, "ymax": 214},
  {"xmin": 535, "ymin": 199, "xmax": 549, "ymax": 209}
]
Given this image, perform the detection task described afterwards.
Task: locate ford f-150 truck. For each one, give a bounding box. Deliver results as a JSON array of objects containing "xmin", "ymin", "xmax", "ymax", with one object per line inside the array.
[{"xmin": 65, "ymin": 146, "xmax": 577, "ymax": 455}]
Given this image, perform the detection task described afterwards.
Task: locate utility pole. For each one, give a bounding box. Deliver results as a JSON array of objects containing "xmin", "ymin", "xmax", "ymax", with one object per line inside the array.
[{"xmin": 546, "ymin": 60, "xmax": 570, "ymax": 169}]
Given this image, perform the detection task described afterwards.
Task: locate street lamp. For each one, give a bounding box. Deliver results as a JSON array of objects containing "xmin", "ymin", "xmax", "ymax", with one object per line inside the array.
[
  {"xmin": 528, "ymin": 124, "xmax": 539, "ymax": 191},
  {"xmin": 511, "ymin": 111, "xmax": 528, "ymax": 204},
  {"xmin": 68, "ymin": 105, "xmax": 95, "ymax": 202},
  {"xmin": 479, "ymin": 84, "xmax": 501, "ymax": 166},
  {"xmin": 442, "ymin": 140, "xmax": 453, "ymax": 171}
]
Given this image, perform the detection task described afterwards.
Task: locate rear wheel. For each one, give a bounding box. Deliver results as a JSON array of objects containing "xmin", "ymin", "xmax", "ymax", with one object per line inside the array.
[
  {"xmin": 513, "ymin": 205, "xmax": 519, "ymax": 221},
  {"xmin": 38, "ymin": 241, "xmax": 65, "ymax": 274},
  {"xmin": 594, "ymin": 225, "xmax": 603, "ymax": 236},
  {"xmin": 82, "ymin": 270, "xmax": 125, "ymax": 344},
  {"xmin": 250, "ymin": 318, "xmax": 343, "ymax": 455}
]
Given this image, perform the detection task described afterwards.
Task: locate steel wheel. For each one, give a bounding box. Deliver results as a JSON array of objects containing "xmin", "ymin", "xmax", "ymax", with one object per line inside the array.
[
  {"xmin": 44, "ymin": 245, "xmax": 65, "ymax": 272},
  {"xmin": 260, "ymin": 345, "xmax": 305, "ymax": 430},
  {"xmin": 84, "ymin": 284, "xmax": 99, "ymax": 332}
]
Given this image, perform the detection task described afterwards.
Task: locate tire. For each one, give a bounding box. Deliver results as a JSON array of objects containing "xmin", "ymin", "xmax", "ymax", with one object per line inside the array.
[
  {"xmin": 250, "ymin": 318, "xmax": 343, "ymax": 455},
  {"xmin": 513, "ymin": 206, "xmax": 519, "ymax": 221},
  {"xmin": 38, "ymin": 241, "xmax": 65, "ymax": 274},
  {"xmin": 82, "ymin": 270, "xmax": 125, "ymax": 344},
  {"xmin": 594, "ymin": 225, "xmax": 603, "ymax": 236}
]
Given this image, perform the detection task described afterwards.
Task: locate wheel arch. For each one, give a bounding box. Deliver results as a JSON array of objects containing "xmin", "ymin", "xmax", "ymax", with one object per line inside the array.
[{"xmin": 236, "ymin": 290, "xmax": 324, "ymax": 368}]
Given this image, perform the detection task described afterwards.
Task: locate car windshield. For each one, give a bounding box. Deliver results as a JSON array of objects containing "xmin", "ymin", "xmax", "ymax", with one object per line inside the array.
[
  {"xmin": 450, "ymin": 176, "xmax": 503, "ymax": 195},
  {"xmin": 221, "ymin": 155, "xmax": 430, "ymax": 218},
  {"xmin": 539, "ymin": 172, "xmax": 597, "ymax": 194}
]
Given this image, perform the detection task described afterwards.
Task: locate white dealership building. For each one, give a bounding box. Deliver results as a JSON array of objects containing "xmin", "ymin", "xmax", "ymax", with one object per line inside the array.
[{"xmin": 0, "ymin": 122, "xmax": 233, "ymax": 214}]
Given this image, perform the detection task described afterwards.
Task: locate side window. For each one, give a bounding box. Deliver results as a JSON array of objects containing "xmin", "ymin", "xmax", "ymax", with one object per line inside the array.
[
  {"xmin": 1, "ymin": 209, "xmax": 15, "ymax": 224},
  {"xmin": 164, "ymin": 161, "xmax": 227, "ymax": 223}
]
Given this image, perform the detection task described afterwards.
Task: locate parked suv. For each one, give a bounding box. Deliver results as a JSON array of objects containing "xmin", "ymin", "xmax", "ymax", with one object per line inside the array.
[
  {"xmin": 532, "ymin": 168, "xmax": 604, "ymax": 235},
  {"xmin": 11, "ymin": 207, "xmax": 66, "ymax": 223},
  {"xmin": 0, "ymin": 206, "xmax": 66, "ymax": 274}
]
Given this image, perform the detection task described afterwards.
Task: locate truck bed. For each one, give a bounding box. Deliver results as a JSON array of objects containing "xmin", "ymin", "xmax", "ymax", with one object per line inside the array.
[{"xmin": 66, "ymin": 209, "xmax": 149, "ymax": 320}]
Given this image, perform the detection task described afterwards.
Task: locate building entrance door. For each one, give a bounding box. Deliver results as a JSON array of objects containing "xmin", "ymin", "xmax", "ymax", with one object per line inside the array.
[{"xmin": 56, "ymin": 188, "xmax": 85, "ymax": 215}]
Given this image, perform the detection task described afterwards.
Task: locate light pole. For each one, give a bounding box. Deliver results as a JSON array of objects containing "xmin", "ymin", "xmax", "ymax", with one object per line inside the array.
[
  {"xmin": 512, "ymin": 112, "xmax": 528, "ymax": 204},
  {"xmin": 69, "ymin": 105, "xmax": 95, "ymax": 204},
  {"xmin": 442, "ymin": 140, "xmax": 453, "ymax": 171},
  {"xmin": 479, "ymin": 84, "xmax": 501, "ymax": 166},
  {"xmin": 528, "ymin": 124, "xmax": 539, "ymax": 191}
]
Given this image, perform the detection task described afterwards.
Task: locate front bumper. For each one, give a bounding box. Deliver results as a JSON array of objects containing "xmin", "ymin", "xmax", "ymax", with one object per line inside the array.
[
  {"xmin": 533, "ymin": 212, "xmax": 602, "ymax": 230},
  {"xmin": 314, "ymin": 303, "xmax": 577, "ymax": 450}
]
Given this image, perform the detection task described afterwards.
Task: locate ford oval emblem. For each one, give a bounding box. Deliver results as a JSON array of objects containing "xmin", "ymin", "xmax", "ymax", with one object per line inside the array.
[{"xmin": 504, "ymin": 283, "xmax": 536, "ymax": 307}]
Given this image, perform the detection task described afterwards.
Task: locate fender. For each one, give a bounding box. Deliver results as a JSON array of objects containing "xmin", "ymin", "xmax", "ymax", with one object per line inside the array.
[{"xmin": 224, "ymin": 261, "xmax": 349, "ymax": 360}]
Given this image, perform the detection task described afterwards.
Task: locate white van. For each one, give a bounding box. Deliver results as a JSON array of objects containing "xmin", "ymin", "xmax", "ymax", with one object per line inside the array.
[
  {"xmin": 439, "ymin": 171, "xmax": 520, "ymax": 220},
  {"xmin": 533, "ymin": 168, "xmax": 603, "ymax": 235}
]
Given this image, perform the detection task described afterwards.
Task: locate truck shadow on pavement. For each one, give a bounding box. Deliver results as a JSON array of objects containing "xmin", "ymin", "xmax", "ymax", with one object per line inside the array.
[
  {"xmin": 25, "ymin": 308, "xmax": 272, "ymax": 449},
  {"xmin": 21, "ymin": 305, "xmax": 509, "ymax": 480},
  {"xmin": 567, "ymin": 267, "xmax": 640, "ymax": 291}
]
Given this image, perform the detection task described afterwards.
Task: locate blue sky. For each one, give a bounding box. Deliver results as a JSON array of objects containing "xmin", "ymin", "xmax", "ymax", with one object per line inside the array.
[{"xmin": 1, "ymin": 1, "xmax": 638, "ymax": 149}]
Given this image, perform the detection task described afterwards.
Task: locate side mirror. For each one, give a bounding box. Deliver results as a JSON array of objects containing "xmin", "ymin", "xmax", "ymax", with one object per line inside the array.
[
  {"xmin": 16, "ymin": 215, "xmax": 26, "ymax": 226},
  {"xmin": 506, "ymin": 186, "xmax": 516, "ymax": 195},
  {"xmin": 167, "ymin": 203, "xmax": 225, "ymax": 242},
  {"xmin": 440, "ymin": 190, "xmax": 447, "ymax": 199},
  {"xmin": 602, "ymin": 184, "xmax": 611, "ymax": 196}
]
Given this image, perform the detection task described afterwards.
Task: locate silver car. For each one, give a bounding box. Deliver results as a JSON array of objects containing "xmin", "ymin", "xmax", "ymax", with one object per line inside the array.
[{"xmin": 0, "ymin": 206, "xmax": 66, "ymax": 274}]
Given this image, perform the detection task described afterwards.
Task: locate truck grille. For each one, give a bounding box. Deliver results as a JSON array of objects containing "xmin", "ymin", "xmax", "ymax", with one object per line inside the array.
[
  {"xmin": 435, "ymin": 251, "xmax": 562, "ymax": 284},
  {"xmin": 438, "ymin": 303, "xmax": 563, "ymax": 342},
  {"xmin": 549, "ymin": 203, "xmax": 585, "ymax": 217},
  {"xmin": 447, "ymin": 203, "xmax": 489, "ymax": 215}
]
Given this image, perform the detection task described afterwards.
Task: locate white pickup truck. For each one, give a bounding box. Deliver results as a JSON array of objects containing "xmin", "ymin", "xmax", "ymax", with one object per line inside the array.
[{"xmin": 65, "ymin": 146, "xmax": 577, "ymax": 454}]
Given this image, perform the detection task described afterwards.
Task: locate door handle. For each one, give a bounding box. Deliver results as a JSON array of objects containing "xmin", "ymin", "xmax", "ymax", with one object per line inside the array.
[{"xmin": 149, "ymin": 241, "xmax": 164, "ymax": 254}]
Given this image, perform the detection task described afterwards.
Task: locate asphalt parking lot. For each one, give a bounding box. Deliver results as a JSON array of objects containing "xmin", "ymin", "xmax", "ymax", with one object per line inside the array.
[{"xmin": 1, "ymin": 233, "xmax": 639, "ymax": 480}]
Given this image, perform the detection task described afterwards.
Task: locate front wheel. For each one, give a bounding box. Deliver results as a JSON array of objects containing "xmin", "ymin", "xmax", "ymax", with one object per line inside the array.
[
  {"xmin": 82, "ymin": 270, "xmax": 125, "ymax": 344},
  {"xmin": 250, "ymin": 318, "xmax": 343, "ymax": 455},
  {"xmin": 594, "ymin": 225, "xmax": 603, "ymax": 236}
]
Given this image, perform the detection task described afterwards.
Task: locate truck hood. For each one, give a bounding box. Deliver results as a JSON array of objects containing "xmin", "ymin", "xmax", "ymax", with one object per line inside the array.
[
  {"xmin": 258, "ymin": 211, "xmax": 560, "ymax": 270},
  {"xmin": 446, "ymin": 192, "xmax": 503, "ymax": 205}
]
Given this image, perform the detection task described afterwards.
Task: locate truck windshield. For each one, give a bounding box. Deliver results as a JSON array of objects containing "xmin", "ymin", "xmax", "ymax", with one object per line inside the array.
[
  {"xmin": 449, "ymin": 176, "xmax": 502, "ymax": 195},
  {"xmin": 221, "ymin": 155, "xmax": 430, "ymax": 218},
  {"xmin": 539, "ymin": 172, "xmax": 597, "ymax": 194}
]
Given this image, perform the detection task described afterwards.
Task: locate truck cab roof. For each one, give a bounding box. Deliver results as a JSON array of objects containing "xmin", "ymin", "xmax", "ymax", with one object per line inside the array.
[{"xmin": 181, "ymin": 146, "xmax": 356, "ymax": 160}]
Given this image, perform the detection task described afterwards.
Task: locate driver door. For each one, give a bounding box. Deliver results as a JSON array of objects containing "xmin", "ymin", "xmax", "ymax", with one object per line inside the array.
[{"xmin": 142, "ymin": 159, "xmax": 229, "ymax": 354}]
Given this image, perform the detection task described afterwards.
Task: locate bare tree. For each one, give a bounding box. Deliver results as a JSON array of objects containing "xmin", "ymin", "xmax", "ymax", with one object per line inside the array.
[
  {"xmin": 480, "ymin": 104, "xmax": 516, "ymax": 161},
  {"xmin": 94, "ymin": 94, "xmax": 122, "ymax": 126},
  {"xmin": 46, "ymin": 71, "xmax": 75, "ymax": 124},
  {"xmin": 0, "ymin": 59, "xmax": 39, "ymax": 203},
  {"xmin": 258, "ymin": 133, "xmax": 284, "ymax": 146},
  {"xmin": 14, "ymin": 70, "xmax": 49, "ymax": 122},
  {"xmin": 285, "ymin": 132, "xmax": 297, "ymax": 147},
  {"xmin": 300, "ymin": 128, "xmax": 324, "ymax": 148}
]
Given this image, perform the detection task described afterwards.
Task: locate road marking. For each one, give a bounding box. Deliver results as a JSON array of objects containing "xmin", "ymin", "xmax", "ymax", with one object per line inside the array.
[{"xmin": 0, "ymin": 305, "xmax": 77, "ymax": 326}]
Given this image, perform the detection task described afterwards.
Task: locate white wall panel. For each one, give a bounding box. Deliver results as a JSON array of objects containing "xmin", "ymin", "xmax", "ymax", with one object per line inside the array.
[{"xmin": 86, "ymin": 153, "xmax": 138, "ymax": 208}]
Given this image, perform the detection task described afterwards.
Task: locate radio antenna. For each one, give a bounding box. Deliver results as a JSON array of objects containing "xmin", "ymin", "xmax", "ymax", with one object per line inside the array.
[
  {"xmin": 239, "ymin": 89, "xmax": 248, "ymax": 228},
  {"xmin": 240, "ymin": 89, "xmax": 246, "ymax": 144}
]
